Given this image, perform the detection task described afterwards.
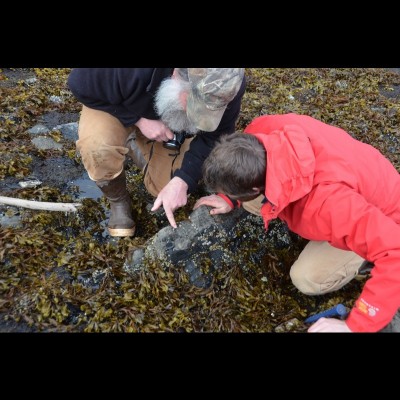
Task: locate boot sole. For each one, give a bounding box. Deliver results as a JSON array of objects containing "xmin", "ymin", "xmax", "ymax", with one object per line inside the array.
[{"xmin": 108, "ymin": 226, "xmax": 136, "ymax": 237}]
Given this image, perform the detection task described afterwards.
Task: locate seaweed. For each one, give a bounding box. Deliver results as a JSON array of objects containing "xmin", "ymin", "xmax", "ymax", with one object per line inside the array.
[{"xmin": 1, "ymin": 68, "xmax": 398, "ymax": 332}]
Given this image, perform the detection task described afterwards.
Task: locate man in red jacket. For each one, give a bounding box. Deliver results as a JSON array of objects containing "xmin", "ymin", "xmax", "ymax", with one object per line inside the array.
[
  {"xmin": 68, "ymin": 68, "xmax": 245, "ymax": 236},
  {"xmin": 194, "ymin": 113, "xmax": 400, "ymax": 333}
]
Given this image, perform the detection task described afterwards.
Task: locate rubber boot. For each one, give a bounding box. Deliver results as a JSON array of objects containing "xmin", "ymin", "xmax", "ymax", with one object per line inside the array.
[
  {"xmin": 96, "ymin": 170, "xmax": 136, "ymax": 237},
  {"xmin": 126, "ymin": 132, "xmax": 146, "ymax": 170}
]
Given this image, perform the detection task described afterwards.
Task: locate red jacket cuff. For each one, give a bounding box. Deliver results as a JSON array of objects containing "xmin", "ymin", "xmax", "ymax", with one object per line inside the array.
[{"xmin": 217, "ymin": 193, "xmax": 241, "ymax": 209}]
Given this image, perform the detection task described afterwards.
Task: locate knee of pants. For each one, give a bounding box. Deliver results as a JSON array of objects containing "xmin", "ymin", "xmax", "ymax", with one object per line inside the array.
[
  {"xmin": 289, "ymin": 266, "xmax": 324, "ymax": 296},
  {"xmin": 290, "ymin": 264, "xmax": 358, "ymax": 296},
  {"xmin": 76, "ymin": 138, "xmax": 128, "ymax": 181}
]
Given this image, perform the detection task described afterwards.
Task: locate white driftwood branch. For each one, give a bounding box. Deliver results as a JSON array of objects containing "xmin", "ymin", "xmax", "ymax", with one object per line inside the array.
[{"xmin": 0, "ymin": 196, "xmax": 82, "ymax": 212}]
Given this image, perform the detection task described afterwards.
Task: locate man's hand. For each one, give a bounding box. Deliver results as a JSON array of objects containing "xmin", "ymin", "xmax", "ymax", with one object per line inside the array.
[
  {"xmin": 193, "ymin": 194, "xmax": 233, "ymax": 215},
  {"xmin": 134, "ymin": 118, "xmax": 174, "ymax": 142},
  {"xmin": 307, "ymin": 317, "xmax": 352, "ymax": 333},
  {"xmin": 151, "ymin": 177, "xmax": 189, "ymax": 228}
]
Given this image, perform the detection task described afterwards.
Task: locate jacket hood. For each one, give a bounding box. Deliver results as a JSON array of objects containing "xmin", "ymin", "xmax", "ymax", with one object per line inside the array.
[{"xmin": 245, "ymin": 123, "xmax": 316, "ymax": 217}]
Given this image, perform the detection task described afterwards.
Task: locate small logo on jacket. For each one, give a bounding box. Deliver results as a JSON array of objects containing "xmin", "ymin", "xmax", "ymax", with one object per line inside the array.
[{"xmin": 356, "ymin": 298, "xmax": 379, "ymax": 317}]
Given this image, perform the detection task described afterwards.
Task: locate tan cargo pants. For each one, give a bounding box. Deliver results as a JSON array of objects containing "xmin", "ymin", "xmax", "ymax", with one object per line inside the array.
[
  {"xmin": 242, "ymin": 194, "xmax": 366, "ymax": 295},
  {"xmin": 76, "ymin": 105, "xmax": 193, "ymax": 197}
]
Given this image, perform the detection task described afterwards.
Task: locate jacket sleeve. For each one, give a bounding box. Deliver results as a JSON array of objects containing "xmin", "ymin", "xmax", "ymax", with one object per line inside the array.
[
  {"xmin": 67, "ymin": 68, "xmax": 157, "ymax": 127},
  {"xmin": 173, "ymin": 76, "xmax": 246, "ymax": 192},
  {"xmin": 308, "ymin": 183, "xmax": 400, "ymax": 332}
]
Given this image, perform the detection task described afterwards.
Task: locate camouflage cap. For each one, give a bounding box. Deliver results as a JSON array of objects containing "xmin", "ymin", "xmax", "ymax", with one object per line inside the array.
[{"xmin": 185, "ymin": 68, "xmax": 244, "ymax": 132}]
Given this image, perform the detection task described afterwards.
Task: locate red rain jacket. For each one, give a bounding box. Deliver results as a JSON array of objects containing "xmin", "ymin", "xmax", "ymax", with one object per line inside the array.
[{"xmin": 244, "ymin": 113, "xmax": 400, "ymax": 332}]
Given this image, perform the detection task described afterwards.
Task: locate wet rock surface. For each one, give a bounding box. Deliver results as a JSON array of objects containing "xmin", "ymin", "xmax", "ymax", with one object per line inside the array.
[
  {"xmin": 0, "ymin": 118, "xmax": 85, "ymax": 200},
  {"xmin": 125, "ymin": 206, "xmax": 285, "ymax": 288}
]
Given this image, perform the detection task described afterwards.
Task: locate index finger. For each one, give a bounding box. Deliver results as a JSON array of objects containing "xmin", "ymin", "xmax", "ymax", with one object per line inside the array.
[{"xmin": 164, "ymin": 208, "xmax": 177, "ymax": 229}]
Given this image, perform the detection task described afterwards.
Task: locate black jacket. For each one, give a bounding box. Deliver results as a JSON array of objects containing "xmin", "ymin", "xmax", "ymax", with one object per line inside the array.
[{"xmin": 68, "ymin": 68, "xmax": 246, "ymax": 192}]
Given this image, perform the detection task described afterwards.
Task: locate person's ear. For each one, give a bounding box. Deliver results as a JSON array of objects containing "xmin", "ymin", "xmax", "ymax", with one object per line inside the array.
[
  {"xmin": 252, "ymin": 187, "xmax": 262, "ymax": 194},
  {"xmin": 180, "ymin": 91, "xmax": 188, "ymax": 109}
]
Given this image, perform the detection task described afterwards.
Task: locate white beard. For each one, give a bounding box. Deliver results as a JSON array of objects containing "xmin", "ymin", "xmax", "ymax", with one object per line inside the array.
[{"xmin": 154, "ymin": 77, "xmax": 200, "ymax": 135}]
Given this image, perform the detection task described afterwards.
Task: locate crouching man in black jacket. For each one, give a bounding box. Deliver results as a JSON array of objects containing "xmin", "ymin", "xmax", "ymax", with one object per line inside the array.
[{"xmin": 68, "ymin": 68, "xmax": 245, "ymax": 236}]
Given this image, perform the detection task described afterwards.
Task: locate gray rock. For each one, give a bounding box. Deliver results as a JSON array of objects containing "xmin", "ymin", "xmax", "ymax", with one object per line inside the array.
[
  {"xmin": 53, "ymin": 122, "xmax": 78, "ymax": 141},
  {"xmin": 31, "ymin": 136, "xmax": 63, "ymax": 150},
  {"xmin": 0, "ymin": 208, "xmax": 22, "ymax": 228},
  {"xmin": 77, "ymin": 268, "xmax": 110, "ymax": 291},
  {"xmin": 125, "ymin": 205, "xmax": 293, "ymax": 289},
  {"xmin": 48, "ymin": 95, "xmax": 63, "ymax": 104},
  {"xmin": 123, "ymin": 247, "xmax": 145, "ymax": 275},
  {"xmin": 39, "ymin": 111, "xmax": 80, "ymax": 129},
  {"xmin": 380, "ymin": 309, "xmax": 400, "ymax": 333},
  {"xmin": 274, "ymin": 318, "xmax": 302, "ymax": 332},
  {"xmin": 31, "ymin": 157, "xmax": 85, "ymax": 187},
  {"xmin": 0, "ymin": 312, "xmax": 35, "ymax": 333},
  {"xmin": 25, "ymin": 77, "xmax": 37, "ymax": 85},
  {"xmin": 46, "ymin": 266, "xmax": 73, "ymax": 285},
  {"xmin": 28, "ymin": 124, "xmax": 49, "ymax": 135},
  {"xmin": 18, "ymin": 179, "xmax": 42, "ymax": 188}
]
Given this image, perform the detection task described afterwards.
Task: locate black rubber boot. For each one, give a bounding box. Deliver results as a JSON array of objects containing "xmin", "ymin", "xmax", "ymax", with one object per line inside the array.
[{"xmin": 96, "ymin": 170, "xmax": 136, "ymax": 237}]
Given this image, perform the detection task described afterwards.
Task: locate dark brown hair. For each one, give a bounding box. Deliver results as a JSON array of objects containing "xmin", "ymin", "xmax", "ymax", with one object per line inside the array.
[{"xmin": 202, "ymin": 132, "xmax": 266, "ymax": 197}]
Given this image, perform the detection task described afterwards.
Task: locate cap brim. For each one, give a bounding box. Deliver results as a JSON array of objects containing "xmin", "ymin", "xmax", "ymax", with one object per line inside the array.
[{"xmin": 186, "ymin": 90, "xmax": 226, "ymax": 132}]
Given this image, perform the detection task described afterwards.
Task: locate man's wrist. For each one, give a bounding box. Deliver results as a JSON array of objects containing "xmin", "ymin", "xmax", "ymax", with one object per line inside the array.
[{"xmin": 171, "ymin": 176, "xmax": 189, "ymax": 191}]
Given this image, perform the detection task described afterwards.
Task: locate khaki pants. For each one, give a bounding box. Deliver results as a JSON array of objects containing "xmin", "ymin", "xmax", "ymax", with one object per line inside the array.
[
  {"xmin": 135, "ymin": 130, "xmax": 192, "ymax": 197},
  {"xmin": 243, "ymin": 195, "xmax": 365, "ymax": 295},
  {"xmin": 76, "ymin": 105, "xmax": 192, "ymax": 196},
  {"xmin": 289, "ymin": 241, "xmax": 365, "ymax": 295}
]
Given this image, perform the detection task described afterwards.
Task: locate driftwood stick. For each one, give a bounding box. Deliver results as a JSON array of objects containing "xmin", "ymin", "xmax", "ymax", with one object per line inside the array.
[{"xmin": 0, "ymin": 196, "xmax": 82, "ymax": 212}]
